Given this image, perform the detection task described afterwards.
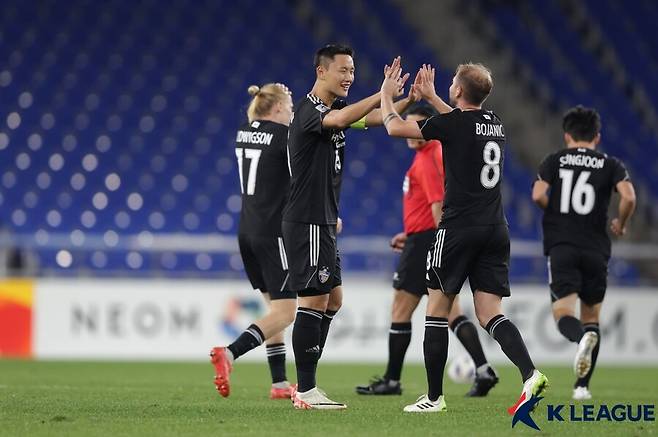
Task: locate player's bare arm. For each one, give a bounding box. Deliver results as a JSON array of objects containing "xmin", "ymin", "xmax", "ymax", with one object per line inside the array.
[
  {"xmin": 322, "ymin": 92, "xmax": 381, "ymax": 130},
  {"xmin": 380, "ymin": 60, "xmax": 424, "ymax": 139},
  {"xmin": 365, "ymin": 95, "xmax": 417, "ymax": 127},
  {"xmin": 531, "ymin": 179, "xmax": 550, "ymax": 209},
  {"xmin": 415, "ymin": 64, "xmax": 453, "ymax": 114},
  {"xmin": 610, "ymin": 180, "xmax": 636, "ymax": 236}
]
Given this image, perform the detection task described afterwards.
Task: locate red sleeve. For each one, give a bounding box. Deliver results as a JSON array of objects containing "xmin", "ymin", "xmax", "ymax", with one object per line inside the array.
[{"xmin": 418, "ymin": 141, "xmax": 445, "ymax": 204}]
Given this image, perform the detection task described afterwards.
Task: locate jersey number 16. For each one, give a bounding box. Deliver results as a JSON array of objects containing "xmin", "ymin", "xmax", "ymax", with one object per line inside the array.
[{"xmin": 558, "ymin": 169, "xmax": 595, "ymax": 215}]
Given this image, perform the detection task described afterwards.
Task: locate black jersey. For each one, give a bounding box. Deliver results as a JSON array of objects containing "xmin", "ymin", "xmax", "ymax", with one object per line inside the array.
[
  {"xmin": 537, "ymin": 147, "xmax": 629, "ymax": 257},
  {"xmin": 283, "ymin": 93, "xmax": 347, "ymax": 225},
  {"xmin": 235, "ymin": 119, "xmax": 290, "ymax": 236},
  {"xmin": 418, "ymin": 108, "xmax": 507, "ymax": 228}
]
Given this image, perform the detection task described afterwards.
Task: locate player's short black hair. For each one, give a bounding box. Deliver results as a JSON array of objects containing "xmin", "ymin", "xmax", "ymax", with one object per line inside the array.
[
  {"xmin": 404, "ymin": 104, "xmax": 437, "ymax": 120},
  {"xmin": 314, "ymin": 44, "xmax": 354, "ymax": 68},
  {"xmin": 562, "ymin": 105, "xmax": 601, "ymax": 142}
]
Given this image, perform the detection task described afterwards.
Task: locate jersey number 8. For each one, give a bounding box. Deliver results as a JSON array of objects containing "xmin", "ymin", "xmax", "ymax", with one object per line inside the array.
[{"xmin": 480, "ymin": 141, "xmax": 501, "ymax": 189}]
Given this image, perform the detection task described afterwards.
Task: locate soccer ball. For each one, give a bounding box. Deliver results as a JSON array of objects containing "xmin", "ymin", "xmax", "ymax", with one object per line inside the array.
[{"xmin": 447, "ymin": 355, "xmax": 475, "ymax": 384}]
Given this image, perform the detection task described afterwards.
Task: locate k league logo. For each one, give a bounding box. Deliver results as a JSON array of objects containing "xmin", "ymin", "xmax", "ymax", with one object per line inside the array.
[{"xmin": 511, "ymin": 397, "xmax": 656, "ymax": 431}]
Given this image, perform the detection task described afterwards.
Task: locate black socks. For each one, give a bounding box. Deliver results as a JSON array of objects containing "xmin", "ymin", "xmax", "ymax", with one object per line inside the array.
[
  {"xmin": 227, "ymin": 324, "xmax": 264, "ymax": 360},
  {"xmin": 450, "ymin": 315, "xmax": 488, "ymax": 368},
  {"xmin": 557, "ymin": 315, "xmax": 585, "ymax": 343},
  {"xmin": 486, "ymin": 314, "xmax": 535, "ymax": 381},
  {"xmin": 424, "ymin": 317, "xmax": 449, "ymax": 402},
  {"xmin": 266, "ymin": 343, "xmax": 287, "ymax": 384},
  {"xmin": 319, "ymin": 309, "xmax": 338, "ymax": 358},
  {"xmin": 292, "ymin": 307, "xmax": 323, "ymax": 392},
  {"xmin": 384, "ymin": 322, "xmax": 412, "ymax": 382}
]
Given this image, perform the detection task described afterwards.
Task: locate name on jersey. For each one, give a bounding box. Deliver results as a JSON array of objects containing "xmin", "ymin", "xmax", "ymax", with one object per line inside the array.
[
  {"xmin": 475, "ymin": 123, "xmax": 505, "ymax": 137},
  {"xmin": 332, "ymin": 131, "xmax": 346, "ymax": 148},
  {"xmin": 559, "ymin": 154, "xmax": 605, "ymax": 169},
  {"xmin": 236, "ymin": 130, "xmax": 274, "ymax": 146}
]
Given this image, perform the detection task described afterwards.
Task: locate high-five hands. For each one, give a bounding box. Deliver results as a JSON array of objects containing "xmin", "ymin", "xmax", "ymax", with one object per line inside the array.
[
  {"xmin": 382, "ymin": 56, "xmax": 410, "ymax": 97},
  {"xmin": 414, "ymin": 64, "xmax": 437, "ymax": 100}
]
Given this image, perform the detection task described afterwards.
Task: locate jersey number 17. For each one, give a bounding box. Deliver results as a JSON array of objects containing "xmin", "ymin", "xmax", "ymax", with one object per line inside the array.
[{"xmin": 235, "ymin": 148, "xmax": 262, "ymax": 195}]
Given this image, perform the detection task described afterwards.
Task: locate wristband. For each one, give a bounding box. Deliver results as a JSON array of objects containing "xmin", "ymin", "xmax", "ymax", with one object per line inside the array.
[{"xmin": 350, "ymin": 116, "xmax": 368, "ymax": 130}]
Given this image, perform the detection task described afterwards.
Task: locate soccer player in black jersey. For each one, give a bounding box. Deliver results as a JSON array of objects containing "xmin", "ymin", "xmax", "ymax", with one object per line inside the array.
[
  {"xmin": 532, "ymin": 105, "xmax": 636, "ymax": 400},
  {"xmin": 355, "ymin": 105, "xmax": 498, "ymax": 398},
  {"xmin": 284, "ymin": 45, "xmax": 418, "ymax": 410},
  {"xmin": 210, "ymin": 83, "xmax": 298, "ymax": 400},
  {"xmin": 379, "ymin": 62, "xmax": 548, "ymax": 413}
]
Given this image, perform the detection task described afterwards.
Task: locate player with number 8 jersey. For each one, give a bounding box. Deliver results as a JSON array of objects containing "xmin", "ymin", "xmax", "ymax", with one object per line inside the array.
[{"xmin": 379, "ymin": 62, "xmax": 547, "ymax": 414}]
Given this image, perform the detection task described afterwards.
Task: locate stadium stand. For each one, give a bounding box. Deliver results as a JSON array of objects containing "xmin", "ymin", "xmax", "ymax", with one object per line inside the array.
[{"xmin": 0, "ymin": 0, "xmax": 652, "ymax": 284}]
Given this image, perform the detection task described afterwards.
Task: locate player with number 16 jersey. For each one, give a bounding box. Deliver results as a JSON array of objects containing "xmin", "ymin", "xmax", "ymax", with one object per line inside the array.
[{"xmin": 532, "ymin": 105, "xmax": 636, "ymax": 401}]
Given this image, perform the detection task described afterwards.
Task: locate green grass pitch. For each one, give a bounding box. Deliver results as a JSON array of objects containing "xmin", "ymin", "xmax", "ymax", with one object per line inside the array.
[{"xmin": 0, "ymin": 360, "xmax": 655, "ymax": 436}]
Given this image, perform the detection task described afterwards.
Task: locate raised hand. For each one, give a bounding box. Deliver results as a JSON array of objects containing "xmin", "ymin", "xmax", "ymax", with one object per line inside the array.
[
  {"xmin": 382, "ymin": 56, "xmax": 410, "ymax": 97},
  {"xmin": 414, "ymin": 64, "xmax": 437, "ymax": 100},
  {"xmin": 408, "ymin": 71, "xmax": 422, "ymax": 103}
]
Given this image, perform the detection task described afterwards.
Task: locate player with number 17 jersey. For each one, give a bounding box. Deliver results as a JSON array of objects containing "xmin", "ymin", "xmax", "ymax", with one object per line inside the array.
[
  {"xmin": 418, "ymin": 108, "xmax": 510, "ymax": 296},
  {"xmin": 237, "ymin": 119, "xmax": 291, "ymax": 237}
]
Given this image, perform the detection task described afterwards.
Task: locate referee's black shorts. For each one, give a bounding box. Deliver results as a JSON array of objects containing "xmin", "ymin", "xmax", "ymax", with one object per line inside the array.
[
  {"xmin": 547, "ymin": 243, "xmax": 608, "ymax": 305},
  {"xmin": 281, "ymin": 221, "xmax": 342, "ymax": 296},
  {"xmin": 426, "ymin": 224, "xmax": 511, "ymax": 297},
  {"xmin": 238, "ymin": 234, "xmax": 296, "ymax": 300},
  {"xmin": 393, "ymin": 229, "xmax": 435, "ymax": 296}
]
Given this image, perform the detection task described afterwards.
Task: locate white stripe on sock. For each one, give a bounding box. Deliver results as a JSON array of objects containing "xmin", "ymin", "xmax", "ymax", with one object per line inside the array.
[
  {"xmin": 489, "ymin": 316, "xmax": 508, "ymax": 337},
  {"xmin": 451, "ymin": 319, "xmax": 469, "ymax": 334},
  {"xmin": 297, "ymin": 309, "xmax": 323, "ymax": 319},
  {"xmin": 246, "ymin": 328, "xmax": 264, "ymax": 344}
]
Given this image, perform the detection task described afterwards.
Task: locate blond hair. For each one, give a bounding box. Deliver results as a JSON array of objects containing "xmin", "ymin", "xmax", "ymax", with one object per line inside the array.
[
  {"xmin": 246, "ymin": 83, "xmax": 291, "ymax": 122},
  {"xmin": 455, "ymin": 63, "xmax": 493, "ymax": 105}
]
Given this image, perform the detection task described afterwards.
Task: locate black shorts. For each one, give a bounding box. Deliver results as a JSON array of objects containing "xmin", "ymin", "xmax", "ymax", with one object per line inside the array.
[
  {"xmin": 393, "ymin": 229, "xmax": 435, "ymax": 296},
  {"xmin": 548, "ymin": 244, "xmax": 608, "ymax": 305},
  {"xmin": 238, "ymin": 234, "xmax": 296, "ymax": 300},
  {"xmin": 281, "ymin": 221, "xmax": 342, "ymax": 296},
  {"xmin": 426, "ymin": 224, "xmax": 511, "ymax": 297}
]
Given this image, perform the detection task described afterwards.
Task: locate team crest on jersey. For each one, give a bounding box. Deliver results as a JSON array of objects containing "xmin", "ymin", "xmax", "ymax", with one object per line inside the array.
[
  {"xmin": 315, "ymin": 104, "xmax": 330, "ymax": 113},
  {"xmin": 318, "ymin": 266, "xmax": 330, "ymax": 283}
]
